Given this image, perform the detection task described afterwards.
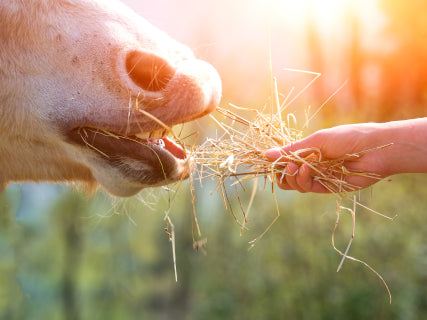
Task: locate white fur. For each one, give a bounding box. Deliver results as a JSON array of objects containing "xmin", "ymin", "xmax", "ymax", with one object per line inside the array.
[{"xmin": 0, "ymin": 0, "xmax": 221, "ymax": 196}]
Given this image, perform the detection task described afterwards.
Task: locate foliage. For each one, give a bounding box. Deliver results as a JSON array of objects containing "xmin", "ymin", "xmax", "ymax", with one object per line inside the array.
[{"xmin": 0, "ymin": 173, "xmax": 426, "ymax": 319}]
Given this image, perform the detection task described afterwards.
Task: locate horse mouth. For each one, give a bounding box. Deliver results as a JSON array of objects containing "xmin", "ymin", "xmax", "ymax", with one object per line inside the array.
[
  {"xmin": 67, "ymin": 126, "xmax": 191, "ymax": 188},
  {"xmin": 133, "ymin": 129, "xmax": 186, "ymax": 160}
]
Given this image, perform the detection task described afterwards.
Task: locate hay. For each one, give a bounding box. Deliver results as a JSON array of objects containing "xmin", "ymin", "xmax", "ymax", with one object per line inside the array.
[
  {"xmin": 127, "ymin": 69, "xmax": 394, "ymax": 302},
  {"xmin": 185, "ymin": 76, "xmax": 394, "ymax": 303},
  {"xmin": 192, "ymin": 105, "xmax": 388, "ymax": 194},
  {"xmin": 190, "ymin": 77, "xmax": 393, "ymax": 237}
]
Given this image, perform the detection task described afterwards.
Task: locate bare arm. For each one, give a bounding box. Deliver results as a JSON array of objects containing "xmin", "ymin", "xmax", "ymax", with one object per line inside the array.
[{"xmin": 264, "ymin": 117, "xmax": 427, "ymax": 193}]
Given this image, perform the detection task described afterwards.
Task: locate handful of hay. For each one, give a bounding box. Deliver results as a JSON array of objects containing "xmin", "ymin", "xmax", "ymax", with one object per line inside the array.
[
  {"xmin": 190, "ymin": 68, "xmax": 390, "ymax": 196},
  {"xmin": 182, "ymin": 77, "xmax": 393, "ymax": 303},
  {"xmin": 192, "ymin": 105, "xmax": 385, "ymax": 194}
]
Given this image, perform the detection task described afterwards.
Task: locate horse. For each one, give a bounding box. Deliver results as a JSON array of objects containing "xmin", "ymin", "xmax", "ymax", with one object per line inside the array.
[{"xmin": 0, "ymin": 0, "xmax": 221, "ymax": 196}]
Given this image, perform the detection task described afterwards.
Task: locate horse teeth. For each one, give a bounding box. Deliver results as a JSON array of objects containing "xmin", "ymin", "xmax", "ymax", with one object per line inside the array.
[
  {"xmin": 135, "ymin": 132, "xmax": 150, "ymax": 140},
  {"xmin": 150, "ymin": 130, "xmax": 163, "ymax": 139},
  {"xmin": 135, "ymin": 129, "xmax": 167, "ymax": 140}
]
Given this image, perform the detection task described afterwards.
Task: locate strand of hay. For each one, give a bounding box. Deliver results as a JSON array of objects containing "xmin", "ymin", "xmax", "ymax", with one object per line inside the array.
[
  {"xmin": 126, "ymin": 72, "xmax": 393, "ymax": 301},
  {"xmin": 192, "ymin": 104, "xmax": 389, "ymax": 195},
  {"xmin": 332, "ymin": 196, "xmax": 392, "ymax": 304},
  {"xmin": 188, "ymin": 76, "xmax": 394, "ymax": 303}
]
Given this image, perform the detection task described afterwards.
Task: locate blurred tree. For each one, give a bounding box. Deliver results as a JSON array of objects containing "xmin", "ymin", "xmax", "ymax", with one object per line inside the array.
[
  {"xmin": 305, "ymin": 4, "xmax": 325, "ymax": 102},
  {"xmin": 377, "ymin": 0, "xmax": 427, "ymax": 120},
  {"xmin": 347, "ymin": 2, "xmax": 362, "ymax": 108}
]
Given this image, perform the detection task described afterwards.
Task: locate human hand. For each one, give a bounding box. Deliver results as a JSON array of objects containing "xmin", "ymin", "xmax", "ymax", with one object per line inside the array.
[{"xmin": 264, "ymin": 123, "xmax": 392, "ymax": 193}]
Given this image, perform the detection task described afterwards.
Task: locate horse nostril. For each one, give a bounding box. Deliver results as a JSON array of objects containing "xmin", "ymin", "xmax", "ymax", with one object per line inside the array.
[{"xmin": 125, "ymin": 51, "xmax": 175, "ymax": 92}]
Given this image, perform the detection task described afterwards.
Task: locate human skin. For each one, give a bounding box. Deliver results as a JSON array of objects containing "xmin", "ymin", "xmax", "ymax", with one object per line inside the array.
[{"xmin": 264, "ymin": 117, "xmax": 427, "ymax": 193}]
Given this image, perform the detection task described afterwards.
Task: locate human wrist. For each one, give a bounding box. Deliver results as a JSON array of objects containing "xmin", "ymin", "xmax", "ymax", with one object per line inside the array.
[{"xmin": 375, "ymin": 118, "xmax": 427, "ymax": 176}]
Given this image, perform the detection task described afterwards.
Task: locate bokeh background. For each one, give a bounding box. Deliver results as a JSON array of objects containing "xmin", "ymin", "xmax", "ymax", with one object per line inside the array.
[{"xmin": 1, "ymin": 0, "xmax": 426, "ymax": 319}]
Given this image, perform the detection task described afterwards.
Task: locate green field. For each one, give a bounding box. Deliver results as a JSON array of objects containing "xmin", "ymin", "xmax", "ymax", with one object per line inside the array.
[{"xmin": 1, "ymin": 172, "xmax": 426, "ymax": 319}]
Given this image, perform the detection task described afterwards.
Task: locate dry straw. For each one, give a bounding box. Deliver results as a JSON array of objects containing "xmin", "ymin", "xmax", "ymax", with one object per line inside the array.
[
  {"xmin": 77, "ymin": 67, "xmax": 392, "ymax": 300},
  {"xmin": 185, "ymin": 73, "xmax": 394, "ymax": 303},
  {"xmin": 113, "ymin": 66, "xmax": 396, "ymax": 302}
]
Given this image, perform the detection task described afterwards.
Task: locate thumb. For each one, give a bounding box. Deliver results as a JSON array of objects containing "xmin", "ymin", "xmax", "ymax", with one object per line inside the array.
[
  {"xmin": 263, "ymin": 146, "xmax": 288, "ymax": 162},
  {"xmin": 264, "ymin": 137, "xmax": 314, "ymax": 161}
]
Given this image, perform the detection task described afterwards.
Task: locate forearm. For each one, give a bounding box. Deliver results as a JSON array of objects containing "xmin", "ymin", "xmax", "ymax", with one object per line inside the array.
[{"xmin": 375, "ymin": 117, "xmax": 427, "ymax": 176}]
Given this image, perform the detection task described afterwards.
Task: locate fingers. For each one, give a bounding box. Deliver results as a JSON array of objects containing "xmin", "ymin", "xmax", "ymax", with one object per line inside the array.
[
  {"xmin": 264, "ymin": 143, "xmax": 299, "ymax": 162},
  {"xmin": 264, "ymin": 135, "xmax": 319, "ymax": 162},
  {"xmin": 296, "ymin": 164, "xmax": 313, "ymax": 191},
  {"xmin": 264, "ymin": 147, "xmax": 286, "ymax": 162},
  {"xmin": 276, "ymin": 163, "xmax": 331, "ymax": 193},
  {"xmin": 266, "ymin": 147, "xmax": 313, "ymax": 193},
  {"xmin": 265, "ymin": 142, "xmax": 331, "ymax": 193},
  {"xmin": 266, "ymin": 145, "xmax": 315, "ymax": 193},
  {"xmin": 277, "ymin": 163, "xmax": 312, "ymax": 193}
]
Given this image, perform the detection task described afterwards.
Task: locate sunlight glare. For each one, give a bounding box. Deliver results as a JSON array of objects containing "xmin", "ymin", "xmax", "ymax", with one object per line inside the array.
[{"xmin": 260, "ymin": 0, "xmax": 353, "ymax": 32}]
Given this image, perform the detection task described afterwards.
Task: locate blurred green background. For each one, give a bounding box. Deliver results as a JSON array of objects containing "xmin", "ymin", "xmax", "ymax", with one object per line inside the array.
[{"xmin": 1, "ymin": 0, "xmax": 426, "ymax": 319}]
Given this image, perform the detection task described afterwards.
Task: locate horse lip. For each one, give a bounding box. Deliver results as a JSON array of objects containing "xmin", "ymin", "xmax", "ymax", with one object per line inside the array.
[{"xmin": 66, "ymin": 127, "xmax": 190, "ymax": 184}]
